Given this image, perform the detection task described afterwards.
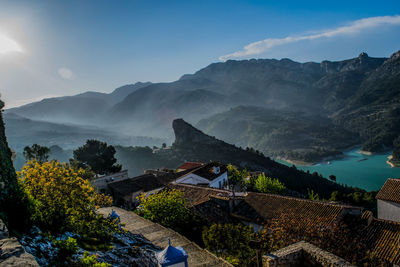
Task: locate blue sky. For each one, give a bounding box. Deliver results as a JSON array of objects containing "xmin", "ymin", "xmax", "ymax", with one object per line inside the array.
[{"xmin": 0, "ymin": 0, "xmax": 399, "ymax": 107}]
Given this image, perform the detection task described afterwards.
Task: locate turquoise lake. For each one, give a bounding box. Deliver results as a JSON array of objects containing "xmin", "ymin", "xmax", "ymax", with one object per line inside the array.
[{"xmin": 277, "ymin": 148, "xmax": 400, "ymax": 191}]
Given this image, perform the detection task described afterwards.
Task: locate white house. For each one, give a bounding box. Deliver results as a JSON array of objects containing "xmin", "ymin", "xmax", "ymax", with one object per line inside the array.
[
  {"xmin": 376, "ymin": 178, "xmax": 400, "ymax": 222},
  {"xmin": 91, "ymin": 170, "xmax": 129, "ymax": 193},
  {"xmin": 174, "ymin": 162, "xmax": 228, "ymax": 189}
]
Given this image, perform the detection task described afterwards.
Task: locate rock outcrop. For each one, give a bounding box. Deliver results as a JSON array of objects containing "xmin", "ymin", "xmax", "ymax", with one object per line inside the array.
[
  {"xmin": 173, "ymin": 118, "xmax": 219, "ymax": 146},
  {"xmin": 0, "ymin": 219, "xmax": 39, "ymax": 267}
]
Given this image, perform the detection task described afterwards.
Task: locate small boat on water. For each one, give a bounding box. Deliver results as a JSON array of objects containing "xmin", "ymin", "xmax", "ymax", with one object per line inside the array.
[
  {"xmin": 357, "ymin": 158, "xmax": 368, "ymax": 162},
  {"xmin": 327, "ymin": 161, "xmax": 331, "ymax": 165}
]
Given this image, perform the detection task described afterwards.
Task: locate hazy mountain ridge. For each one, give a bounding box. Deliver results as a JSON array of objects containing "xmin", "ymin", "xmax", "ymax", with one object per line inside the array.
[
  {"xmin": 116, "ymin": 119, "xmax": 356, "ymax": 198},
  {"xmin": 3, "ymin": 112, "xmax": 164, "ymax": 152},
  {"xmin": 6, "ymin": 82, "xmax": 152, "ymax": 126},
  {"xmin": 7, "ymin": 50, "xmax": 400, "ymax": 162},
  {"xmin": 196, "ymin": 106, "xmax": 360, "ymax": 163}
]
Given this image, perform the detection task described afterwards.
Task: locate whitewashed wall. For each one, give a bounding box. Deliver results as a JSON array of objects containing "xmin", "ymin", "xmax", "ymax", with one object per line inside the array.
[{"xmin": 378, "ymin": 199, "xmax": 400, "ymax": 222}]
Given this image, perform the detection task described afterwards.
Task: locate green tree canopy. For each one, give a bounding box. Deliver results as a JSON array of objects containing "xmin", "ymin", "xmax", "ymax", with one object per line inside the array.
[
  {"xmin": 18, "ymin": 160, "xmax": 114, "ymax": 236},
  {"xmin": 227, "ymin": 164, "xmax": 249, "ymax": 187},
  {"xmin": 136, "ymin": 189, "xmax": 192, "ymax": 230},
  {"xmin": 23, "ymin": 144, "xmax": 50, "ymax": 163},
  {"xmin": 254, "ymin": 173, "xmax": 285, "ymax": 194},
  {"xmin": 73, "ymin": 140, "xmax": 122, "ymax": 175},
  {"xmin": 202, "ymin": 223, "xmax": 256, "ymax": 266}
]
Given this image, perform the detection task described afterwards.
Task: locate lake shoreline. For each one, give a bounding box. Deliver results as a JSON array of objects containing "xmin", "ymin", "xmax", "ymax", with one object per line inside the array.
[
  {"xmin": 276, "ymin": 147, "xmax": 400, "ymax": 192},
  {"xmin": 387, "ymin": 155, "xmax": 400, "ymax": 168}
]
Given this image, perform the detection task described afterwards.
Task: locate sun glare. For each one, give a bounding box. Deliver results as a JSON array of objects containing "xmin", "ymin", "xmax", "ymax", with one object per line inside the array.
[{"xmin": 0, "ymin": 33, "xmax": 23, "ymax": 54}]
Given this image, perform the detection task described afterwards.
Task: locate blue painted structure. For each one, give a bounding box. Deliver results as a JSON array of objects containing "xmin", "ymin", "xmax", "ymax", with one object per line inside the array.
[{"xmin": 156, "ymin": 238, "xmax": 189, "ymax": 267}]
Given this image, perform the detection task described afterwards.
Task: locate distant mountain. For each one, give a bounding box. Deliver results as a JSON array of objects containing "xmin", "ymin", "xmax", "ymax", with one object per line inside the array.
[
  {"xmin": 116, "ymin": 119, "xmax": 356, "ymax": 198},
  {"xmin": 4, "ymin": 113, "xmax": 164, "ymax": 152},
  {"xmin": 196, "ymin": 106, "xmax": 360, "ymax": 163},
  {"xmin": 7, "ymin": 50, "xmax": 400, "ymax": 162},
  {"xmin": 6, "ymin": 82, "xmax": 151, "ymax": 126}
]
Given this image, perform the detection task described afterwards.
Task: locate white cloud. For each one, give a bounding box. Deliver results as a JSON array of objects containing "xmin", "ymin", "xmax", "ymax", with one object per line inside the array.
[
  {"xmin": 58, "ymin": 67, "xmax": 74, "ymax": 80},
  {"xmin": 219, "ymin": 15, "xmax": 400, "ymax": 61}
]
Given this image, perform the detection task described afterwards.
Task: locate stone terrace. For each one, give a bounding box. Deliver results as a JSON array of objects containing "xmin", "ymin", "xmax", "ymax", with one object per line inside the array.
[{"xmin": 98, "ymin": 207, "xmax": 233, "ymax": 267}]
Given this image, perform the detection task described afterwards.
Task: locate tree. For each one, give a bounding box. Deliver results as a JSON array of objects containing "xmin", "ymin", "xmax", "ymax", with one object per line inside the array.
[
  {"xmin": 162, "ymin": 143, "xmax": 167, "ymax": 149},
  {"xmin": 329, "ymin": 174, "xmax": 336, "ymax": 182},
  {"xmin": 392, "ymin": 136, "xmax": 400, "ymax": 162},
  {"xmin": 18, "ymin": 160, "xmax": 114, "ymax": 237},
  {"xmin": 307, "ymin": 189, "xmax": 320, "ymax": 200},
  {"xmin": 136, "ymin": 189, "xmax": 192, "ymax": 230},
  {"xmin": 23, "ymin": 144, "xmax": 50, "ymax": 163},
  {"xmin": 73, "ymin": 140, "xmax": 122, "ymax": 175},
  {"xmin": 227, "ymin": 164, "xmax": 248, "ymax": 188},
  {"xmin": 254, "ymin": 173, "xmax": 285, "ymax": 194},
  {"xmin": 202, "ymin": 223, "xmax": 256, "ymax": 266}
]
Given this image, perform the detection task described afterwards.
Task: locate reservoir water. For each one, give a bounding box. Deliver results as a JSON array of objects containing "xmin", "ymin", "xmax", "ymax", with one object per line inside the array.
[{"xmin": 277, "ymin": 148, "xmax": 400, "ymax": 191}]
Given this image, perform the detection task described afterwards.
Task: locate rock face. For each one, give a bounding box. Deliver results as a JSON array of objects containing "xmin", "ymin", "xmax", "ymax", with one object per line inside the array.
[
  {"xmin": 173, "ymin": 118, "xmax": 219, "ymax": 146},
  {"xmin": 0, "ymin": 99, "xmax": 30, "ymax": 232},
  {"xmin": 0, "ymin": 219, "xmax": 39, "ymax": 267}
]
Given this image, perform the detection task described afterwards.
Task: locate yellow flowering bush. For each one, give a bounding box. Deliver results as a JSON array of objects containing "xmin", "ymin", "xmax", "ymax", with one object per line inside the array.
[{"xmin": 18, "ymin": 160, "xmax": 113, "ymax": 237}]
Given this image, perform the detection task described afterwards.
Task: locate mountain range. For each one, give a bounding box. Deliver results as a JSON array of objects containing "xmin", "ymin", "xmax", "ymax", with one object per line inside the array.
[{"xmin": 6, "ymin": 50, "xmax": 400, "ymax": 163}]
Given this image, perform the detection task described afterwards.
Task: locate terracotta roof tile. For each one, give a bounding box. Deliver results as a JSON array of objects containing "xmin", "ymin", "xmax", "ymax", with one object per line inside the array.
[
  {"xmin": 365, "ymin": 219, "xmax": 400, "ymax": 264},
  {"xmin": 169, "ymin": 184, "xmax": 230, "ymax": 206},
  {"xmin": 177, "ymin": 162, "xmax": 204, "ymax": 170},
  {"xmin": 233, "ymin": 192, "xmax": 361, "ymax": 229},
  {"xmin": 376, "ymin": 178, "xmax": 400, "ymax": 203}
]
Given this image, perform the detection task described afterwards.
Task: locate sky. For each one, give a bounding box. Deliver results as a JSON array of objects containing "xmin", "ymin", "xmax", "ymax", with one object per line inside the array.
[{"xmin": 0, "ymin": 0, "xmax": 399, "ymax": 108}]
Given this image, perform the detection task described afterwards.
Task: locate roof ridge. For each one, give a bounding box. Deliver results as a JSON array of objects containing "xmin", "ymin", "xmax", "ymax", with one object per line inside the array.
[
  {"xmin": 372, "ymin": 217, "xmax": 400, "ymax": 225},
  {"xmin": 246, "ymin": 191, "xmax": 363, "ymax": 209}
]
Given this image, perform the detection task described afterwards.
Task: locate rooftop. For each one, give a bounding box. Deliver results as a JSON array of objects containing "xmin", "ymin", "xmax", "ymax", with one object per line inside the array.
[
  {"xmin": 177, "ymin": 162, "xmax": 204, "ymax": 170},
  {"xmin": 365, "ymin": 218, "xmax": 400, "ymax": 264},
  {"xmin": 376, "ymin": 178, "xmax": 400, "ymax": 203},
  {"xmin": 175, "ymin": 162, "xmax": 228, "ymax": 182},
  {"xmin": 170, "ymin": 184, "xmax": 362, "ymax": 228},
  {"xmin": 108, "ymin": 171, "xmax": 192, "ymax": 196}
]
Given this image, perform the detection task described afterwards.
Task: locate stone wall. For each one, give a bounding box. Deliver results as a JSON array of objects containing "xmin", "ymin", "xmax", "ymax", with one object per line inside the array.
[
  {"xmin": 0, "ymin": 219, "xmax": 38, "ymax": 266},
  {"xmin": 262, "ymin": 241, "xmax": 354, "ymax": 267}
]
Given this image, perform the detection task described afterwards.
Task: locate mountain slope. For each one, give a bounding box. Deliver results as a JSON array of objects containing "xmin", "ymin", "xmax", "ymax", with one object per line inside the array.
[
  {"xmin": 6, "ymin": 82, "xmax": 151, "ymax": 126},
  {"xmin": 7, "ymin": 51, "xmax": 400, "ymax": 161},
  {"xmin": 116, "ymin": 119, "xmax": 356, "ymax": 198},
  {"xmin": 196, "ymin": 106, "xmax": 360, "ymax": 163},
  {"xmin": 4, "ymin": 113, "xmax": 163, "ymax": 151}
]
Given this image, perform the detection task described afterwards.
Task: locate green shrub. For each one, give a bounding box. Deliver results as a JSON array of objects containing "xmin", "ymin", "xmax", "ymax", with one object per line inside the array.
[{"xmin": 254, "ymin": 174, "xmax": 285, "ymax": 194}]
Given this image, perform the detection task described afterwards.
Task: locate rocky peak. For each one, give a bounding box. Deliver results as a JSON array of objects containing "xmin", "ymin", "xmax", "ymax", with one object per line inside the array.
[
  {"xmin": 358, "ymin": 52, "xmax": 369, "ymax": 59},
  {"xmin": 385, "ymin": 50, "xmax": 400, "ymax": 64},
  {"xmin": 172, "ymin": 119, "xmax": 219, "ymax": 146}
]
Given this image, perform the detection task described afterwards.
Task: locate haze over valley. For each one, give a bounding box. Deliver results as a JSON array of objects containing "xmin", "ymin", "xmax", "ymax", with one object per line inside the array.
[{"xmin": 6, "ymin": 51, "xmax": 400, "ymax": 168}]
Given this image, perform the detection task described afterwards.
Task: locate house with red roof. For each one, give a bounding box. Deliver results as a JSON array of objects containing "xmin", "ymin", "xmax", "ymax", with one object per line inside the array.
[{"xmin": 174, "ymin": 162, "xmax": 229, "ymax": 189}]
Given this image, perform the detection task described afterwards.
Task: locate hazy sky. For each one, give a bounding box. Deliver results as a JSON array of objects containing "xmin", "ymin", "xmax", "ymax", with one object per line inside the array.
[{"xmin": 0, "ymin": 0, "xmax": 400, "ymax": 108}]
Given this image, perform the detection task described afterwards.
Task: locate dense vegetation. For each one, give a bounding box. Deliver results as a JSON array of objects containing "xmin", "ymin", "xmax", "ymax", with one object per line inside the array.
[
  {"xmin": 18, "ymin": 161, "xmax": 115, "ymax": 239},
  {"xmin": 23, "ymin": 144, "xmax": 50, "ymax": 163},
  {"xmin": 197, "ymin": 106, "xmax": 360, "ymax": 163},
  {"xmin": 73, "ymin": 140, "xmax": 122, "ymax": 175},
  {"xmin": 202, "ymin": 224, "xmax": 256, "ymax": 266},
  {"xmin": 136, "ymin": 189, "xmax": 206, "ymax": 244},
  {"xmin": 390, "ymin": 136, "xmax": 400, "ymax": 166}
]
